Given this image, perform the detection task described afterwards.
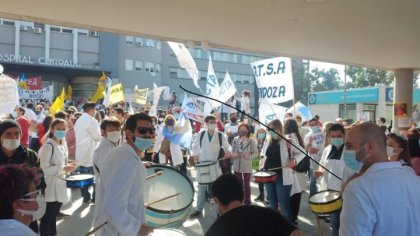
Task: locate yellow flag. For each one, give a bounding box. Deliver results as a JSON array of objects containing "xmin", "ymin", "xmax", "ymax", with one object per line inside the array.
[
  {"xmin": 66, "ymin": 85, "xmax": 72, "ymax": 99},
  {"xmin": 91, "ymin": 72, "xmax": 107, "ymax": 102},
  {"xmin": 134, "ymin": 87, "xmax": 149, "ymax": 105},
  {"xmin": 109, "ymin": 83, "xmax": 124, "ymax": 104},
  {"xmin": 49, "ymin": 87, "xmax": 65, "ymax": 115}
]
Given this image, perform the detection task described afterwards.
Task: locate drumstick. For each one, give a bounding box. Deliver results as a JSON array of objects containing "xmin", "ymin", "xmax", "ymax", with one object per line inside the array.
[
  {"xmin": 145, "ymin": 193, "xmax": 181, "ymax": 206},
  {"xmin": 267, "ymin": 166, "xmax": 285, "ymax": 171},
  {"xmin": 145, "ymin": 171, "xmax": 163, "ymax": 180},
  {"xmin": 84, "ymin": 221, "xmax": 107, "ymax": 236}
]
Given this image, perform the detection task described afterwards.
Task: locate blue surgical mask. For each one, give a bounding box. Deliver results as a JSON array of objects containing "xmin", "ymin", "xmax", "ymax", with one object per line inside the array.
[
  {"xmin": 11, "ymin": 111, "xmax": 17, "ymax": 118},
  {"xmin": 269, "ymin": 130, "xmax": 279, "ymax": 139},
  {"xmin": 134, "ymin": 137, "xmax": 153, "ymax": 151},
  {"xmin": 257, "ymin": 133, "xmax": 266, "ymax": 140},
  {"xmin": 311, "ymin": 126, "xmax": 320, "ymax": 133},
  {"xmin": 343, "ymin": 145, "xmax": 369, "ymax": 172},
  {"xmin": 330, "ymin": 138, "xmax": 344, "ymax": 148},
  {"xmin": 166, "ymin": 120, "xmax": 174, "ymax": 126},
  {"xmin": 54, "ymin": 130, "xmax": 67, "ymax": 139}
]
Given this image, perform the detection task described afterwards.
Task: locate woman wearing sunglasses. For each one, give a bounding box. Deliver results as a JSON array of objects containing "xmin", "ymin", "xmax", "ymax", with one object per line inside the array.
[{"xmin": 0, "ymin": 164, "xmax": 45, "ymax": 236}]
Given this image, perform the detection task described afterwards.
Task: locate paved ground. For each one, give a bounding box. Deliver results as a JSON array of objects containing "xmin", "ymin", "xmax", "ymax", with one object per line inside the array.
[{"xmin": 57, "ymin": 166, "xmax": 332, "ymax": 236}]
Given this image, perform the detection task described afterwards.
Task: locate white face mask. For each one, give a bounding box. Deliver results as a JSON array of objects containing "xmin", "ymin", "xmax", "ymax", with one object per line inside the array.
[
  {"xmin": 107, "ymin": 131, "xmax": 121, "ymax": 143},
  {"xmin": 386, "ymin": 146, "xmax": 396, "ymax": 159},
  {"xmin": 207, "ymin": 123, "xmax": 217, "ymax": 130},
  {"xmin": 2, "ymin": 139, "xmax": 20, "ymax": 151},
  {"xmin": 17, "ymin": 191, "xmax": 46, "ymax": 221}
]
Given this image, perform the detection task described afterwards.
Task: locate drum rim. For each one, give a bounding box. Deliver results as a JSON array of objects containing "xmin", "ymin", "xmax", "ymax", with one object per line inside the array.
[
  {"xmin": 146, "ymin": 165, "xmax": 194, "ymax": 214},
  {"xmin": 254, "ymin": 171, "xmax": 277, "ymax": 177},
  {"xmin": 308, "ymin": 190, "xmax": 341, "ymax": 205},
  {"xmin": 66, "ymin": 174, "xmax": 95, "ymax": 181}
]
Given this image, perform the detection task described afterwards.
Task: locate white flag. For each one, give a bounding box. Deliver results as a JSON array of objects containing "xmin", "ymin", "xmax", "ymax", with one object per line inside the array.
[
  {"xmin": 205, "ymin": 53, "xmax": 220, "ymax": 108},
  {"xmin": 102, "ymin": 77, "xmax": 112, "ymax": 107},
  {"xmin": 167, "ymin": 42, "xmax": 200, "ymax": 88},
  {"xmin": 0, "ymin": 73, "xmax": 19, "ymax": 114},
  {"xmin": 149, "ymin": 83, "xmax": 164, "ymax": 117},
  {"xmin": 218, "ymin": 70, "xmax": 237, "ymax": 103},
  {"xmin": 250, "ymin": 57, "xmax": 294, "ymax": 103},
  {"xmin": 182, "ymin": 93, "xmax": 212, "ymax": 123},
  {"xmin": 258, "ymin": 99, "xmax": 287, "ymax": 125},
  {"xmin": 161, "ymin": 86, "xmax": 171, "ymax": 100}
]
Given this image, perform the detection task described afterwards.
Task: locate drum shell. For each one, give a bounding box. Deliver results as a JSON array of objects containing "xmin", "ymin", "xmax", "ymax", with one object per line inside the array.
[
  {"xmin": 145, "ymin": 165, "xmax": 194, "ymax": 228},
  {"xmin": 254, "ymin": 171, "xmax": 277, "ymax": 183},
  {"xmin": 308, "ymin": 190, "xmax": 342, "ymax": 214},
  {"xmin": 195, "ymin": 161, "xmax": 219, "ymax": 184},
  {"xmin": 66, "ymin": 174, "xmax": 94, "ymax": 188},
  {"xmin": 152, "ymin": 228, "xmax": 186, "ymax": 236}
]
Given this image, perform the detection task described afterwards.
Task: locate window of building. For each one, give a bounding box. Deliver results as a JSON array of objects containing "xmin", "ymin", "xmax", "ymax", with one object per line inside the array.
[
  {"xmin": 169, "ymin": 68, "xmax": 178, "ymax": 79},
  {"xmin": 78, "ymin": 29, "xmax": 89, "ymax": 36},
  {"xmin": 50, "ymin": 26, "xmax": 61, "ymax": 32},
  {"xmin": 213, "ymin": 51, "xmax": 228, "ymax": 62},
  {"xmin": 34, "ymin": 22, "xmax": 45, "ymax": 29},
  {"xmin": 156, "ymin": 63, "xmax": 161, "ymax": 74},
  {"xmin": 145, "ymin": 61, "xmax": 155, "ymax": 75},
  {"xmin": 125, "ymin": 59, "xmax": 133, "ymax": 71},
  {"xmin": 135, "ymin": 37, "xmax": 143, "ymax": 47},
  {"xmin": 2, "ymin": 20, "xmax": 15, "ymax": 27},
  {"xmin": 135, "ymin": 61, "xmax": 143, "ymax": 71},
  {"xmin": 156, "ymin": 40, "xmax": 161, "ymax": 49},
  {"xmin": 62, "ymin": 28, "xmax": 73, "ymax": 34},
  {"xmin": 126, "ymin": 36, "xmax": 134, "ymax": 45},
  {"xmin": 227, "ymin": 53, "xmax": 239, "ymax": 63},
  {"xmin": 145, "ymin": 39, "xmax": 155, "ymax": 47},
  {"xmin": 339, "ymin": 104, "xmax": 357, "ymax": 122},
  {"xmin": 199, "ymin": 70, "xmax": 207, "ymax": 80}
]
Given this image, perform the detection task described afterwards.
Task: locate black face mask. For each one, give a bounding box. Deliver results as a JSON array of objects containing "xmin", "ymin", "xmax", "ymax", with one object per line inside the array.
[
  {"xmin": 35, "ymin": 111, "xmax": 41, "ymax": 115},
  {"xmin": 230, "ymin": 118, "xmax": 237, "ymax": 123}
]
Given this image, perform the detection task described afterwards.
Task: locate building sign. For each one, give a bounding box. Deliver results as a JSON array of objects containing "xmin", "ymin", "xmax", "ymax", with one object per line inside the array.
[
  {"xmin": 385, "ymin": 87, "xmax": 394, "ymax": 102},
  {"xmin": 308, "ymin": 88, "xmax": 379, "ymax": 105},
  {"xmin": 0, "ymin": 53, "xmax": 80, "ymax": 68}
]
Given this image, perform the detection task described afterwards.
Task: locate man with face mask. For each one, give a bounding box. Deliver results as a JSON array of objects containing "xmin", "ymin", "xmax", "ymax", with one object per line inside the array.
[
  {"xmin": 190, "ymin": 115, "xmax": 232, "ymax": 218},
  {"xmin": 0, "ymin": 120, "xmax": 45, "ymax": 234},
  {"xmin": 314, "ymin": 124, "xmax": 355, "ymax": 236},
  {"xmin": 28, "ymin": 104, "xmax": 45, "ymax": 152},
  {"xmin": 92, "ymin": 118, "xmax": 121, "ymax": 231},
  {"xmin": 340, "ymin": 123, "xmax": 420, "ymax": 236},
  {"xmin": 304, "ymin": 118, "xmax": 325, "ymax": 196},
  {"xmin": 74, "ymin": 102, "xmax": 102, "ymax": 203},
  {"xmin": 100, "ymin": 113, "xmax": 154, "ymax": 236}
]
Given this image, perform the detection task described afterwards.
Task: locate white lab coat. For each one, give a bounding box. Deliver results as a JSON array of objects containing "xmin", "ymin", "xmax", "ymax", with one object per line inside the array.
[
  {"xmin": 153, "ymin": 128, "xmax": 183, "ymax": 166},
  {"xmin": 100, "ymin": 144, "xmax": 146, "ymax": 236},
  {"xmin": 92, "ymin": 138, "xmax": 118, "ymax": 229},
  {"xmin": 190, "ymin": 130, "xmax": 232, "ymax": 162},
  {"xmin": 286, "ymin": 133, "xmax": 307, "ymax": 195},
  {"xmin": 74, "ymin": 113, "xmax": 102, "ymax": 167},
  {"xmin": 0, "ymin": 219, "xmax": 36, "ymax": 236},
  {"xmin": 38, "ymin": 138, "xmax": 69, "ymax": 204}
]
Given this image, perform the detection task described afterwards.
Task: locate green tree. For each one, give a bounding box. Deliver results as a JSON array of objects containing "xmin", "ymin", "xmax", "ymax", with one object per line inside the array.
[
  {"xmin": 346, "ymin": 66, "xmax": 394, "ymax": 87},
  {"xmin": 309, "ymin": 68, "xmax": 341, "ymax": 92},
  {"xmin": 292, "ymin": 59, "xmax": 311, "ymax": 105}
]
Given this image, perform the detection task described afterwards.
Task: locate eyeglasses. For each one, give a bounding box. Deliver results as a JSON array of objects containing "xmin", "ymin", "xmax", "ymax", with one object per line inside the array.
[{"xmin": 136, "ymin": 127, "xmax": 156, "ymax": 135}]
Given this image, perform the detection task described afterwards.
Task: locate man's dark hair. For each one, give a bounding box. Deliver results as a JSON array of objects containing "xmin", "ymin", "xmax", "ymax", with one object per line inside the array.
[
  {"xmin": 100, "ymin": 118, "xmax": 121, "ymax": 131},
  {"xmin": 0, "ymin": 119, "xmax": 21, "ymax": 137},
  {"xmin": 204, "ymin": 115, "xmax": 216, "ymax": 123},
  {"xmin": 125, "ymin": 113, "xmax": 152, "ymax": 132},
  {"xmin": 329, "ymin": 124, "xmax": 345, "ymax": 134},
  {"xmin": 55, "ymin": 111, "xmax": 68, "ymax": 120},
  {"xmin": 309, "ymin": 118, "xmax": 317, "ymax": 123},
  {"xmin": 211, "ymin": 174, "xmax": 244, "ymax": 206},
  {"xmin": 378, "ymin": 117, "xmax": 386, "ymax": 124},
  {"xmin": 26, "ymin": 102, "xmax": 34, "ymax": 110},
  {"xmin": 17, "ymin": 106, "xmax": 25, "ymax": 115},
  {"xmin": 114, "ymin": 107, "xmax": 125, "ymax": 116},
  {"xmin": 82, "ymin": 102, "xmax": 96, "ymax": 112}
]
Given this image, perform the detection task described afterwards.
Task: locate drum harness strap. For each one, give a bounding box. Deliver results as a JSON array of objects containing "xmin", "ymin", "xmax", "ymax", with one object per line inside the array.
[{"xmin": 181, "ymin": 85, "xmax": 342, "ymax": 181}]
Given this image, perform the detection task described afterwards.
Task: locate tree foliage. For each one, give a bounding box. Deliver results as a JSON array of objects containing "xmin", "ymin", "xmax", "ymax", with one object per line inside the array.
[{"xmin": 346, "ymin": 66, "xmax": 394, "ymax": 87}]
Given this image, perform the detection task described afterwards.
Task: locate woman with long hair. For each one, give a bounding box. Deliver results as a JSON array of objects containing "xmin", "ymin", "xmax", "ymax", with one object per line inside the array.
[
  {"xmin": 38, "ymin": 118, "xmax": 76, "ymax": 236},
  {"xmin": 261, "ymin": 119, "xmax": 296, "ymax": 222},
  {"xmin": 386, "ymin": 133, "xmax": 412, "ymax": 169},
  {"xmin": 231, "ymin": 123, "xmax": 258, "ymax": 205}
]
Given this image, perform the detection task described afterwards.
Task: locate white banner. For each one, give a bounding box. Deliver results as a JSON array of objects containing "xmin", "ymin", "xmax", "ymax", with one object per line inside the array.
[
  {"xmin": 218, "ymin": 71, "xmax": 237, "ymax": 104},
  {"xmin": 18, "ymin": 85, "xmax": 54, "ymax": 102},
  {"xmin": 182, "ymin": 93, "xmax": 212, "ymax": 123},
  {"xmin": 258, "ymin": 99, "xmax": 288, "ymax": 125},
  {"xmin": 251, "ymin": 57, "xmax": 294, "ymax": 103},
  {"xmin": 162, "ymin": 86, "xmax": 171, "ymax": 100},
  {"xmin": 167, "ymin": 42, "xmax": 200, "ymax": 88},
  {"xmin": 0, "ymin": 74, "xmax": 19, "ymax": 114},
  {"xmin": 205, "ymin": 54, "xmax": 220, "ymax": 108},
  {"xmin": 149, "ymin": 83, "xmax": 164, "ymax": 117},
  {"xmin": 286, "ymin": 101, "xmax": 313, "ymax": 121}
]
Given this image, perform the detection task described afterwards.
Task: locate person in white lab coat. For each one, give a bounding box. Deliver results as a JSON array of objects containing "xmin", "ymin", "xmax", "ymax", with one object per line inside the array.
[
  {"xmin": 100, "ymin": 113, "xmax": 154, "ymax": 236},
  {"xmin": 92, "ymin": 118, "xmax": 121, "ymax": 230},
  {"xmin": 152, "ymin": 115, "xmax": 183, "ymax": 168},
  {"xmin": 189, "ymin": 115, "xmax": 232, "ymax": 218},
  {"xmin": 0, "ymin": 165, "xmax": 46, "ymax": 236},
  {"xmin": 74, "ymin": 102, "xmax": 102, "ymax": 203},
  {"xmin": 38, "ymin": 118, "xmax": 76, "ymax": 236}
]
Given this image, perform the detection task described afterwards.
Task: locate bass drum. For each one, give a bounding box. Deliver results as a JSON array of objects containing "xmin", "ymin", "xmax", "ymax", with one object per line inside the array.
[
  {"xmin": 151, "ymin": 228, "xmax": 186, "ymax": 236},
  {"xmin": 145, "ymin": 165, "xmax": 194, "ymax": 228}
]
